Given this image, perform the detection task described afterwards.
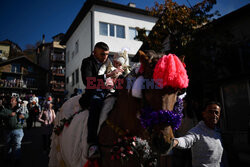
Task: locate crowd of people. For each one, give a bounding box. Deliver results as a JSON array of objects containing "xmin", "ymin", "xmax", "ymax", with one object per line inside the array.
[{"xmin": 0, "ymin": 93, "xmax": 63, "ymax": 166}]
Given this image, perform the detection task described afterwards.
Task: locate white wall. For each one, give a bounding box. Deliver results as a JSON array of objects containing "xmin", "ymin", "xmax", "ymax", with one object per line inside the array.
[
  {"xmin": 93, "ymin": 5, "xmax": 157, "ymax": 54},
  {"xmin": 65, "ymin": 5, "xmax": 157, "ymax": 97},
  {"xmin": 65, "ymin": 12, "xmax": 92, "ymax": 97}
]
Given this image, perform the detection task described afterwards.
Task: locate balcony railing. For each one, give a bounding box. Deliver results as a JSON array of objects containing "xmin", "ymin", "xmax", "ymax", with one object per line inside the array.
[
  {"xmin": 51, "ymin": 53, "xmax": 65, "ymax": 61},
  {"xmin": 51, "ymin": 67, "xmax": 65, "ymax": 76},
  {"xmin": 50, "ymin": 81, "xmax": 65, "ymax": 91},
  {"xmin": 52, "ymin": 88, "xmax": 65, "ymax": 92},
  {"xmin": 0, "ymin": 79, "xmax": 37, "ymax": 88}
]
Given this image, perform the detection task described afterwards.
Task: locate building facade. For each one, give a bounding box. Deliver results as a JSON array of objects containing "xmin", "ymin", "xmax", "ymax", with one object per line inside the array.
[
  {"xmin": 0, "ymin": 56, "xmax": 47, "ymax": 98},
  {"xmin": 61, "ymin": 0, "xmax": 157, "ymax": 97},
  {"xmin": 0, "ymin": 40, "xmax": 22, "ymax": 61},
  {"xmin": 37, "ymin": 34, "xmax": 66, "ymax": 99}
]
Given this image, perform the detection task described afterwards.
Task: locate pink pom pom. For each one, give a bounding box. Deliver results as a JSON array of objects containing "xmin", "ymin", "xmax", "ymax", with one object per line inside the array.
[{"xmin": 153, "ymin": 54, "xmax": 189, "ymax": 89}]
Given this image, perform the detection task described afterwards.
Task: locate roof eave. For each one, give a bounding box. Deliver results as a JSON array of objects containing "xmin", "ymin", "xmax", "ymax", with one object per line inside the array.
[{"xmin": 60, "ymin": 0, "xmax": 155, "ymax": 45}]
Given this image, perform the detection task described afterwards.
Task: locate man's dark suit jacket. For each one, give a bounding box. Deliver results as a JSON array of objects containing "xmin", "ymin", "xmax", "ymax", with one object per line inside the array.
[
  {"xmin": 79, "ymin": 54, "xmax": 106, "ymax": 108},
  {"xmin": 81, "ymin": 54, "xmax": 105, "ymax": 90}
]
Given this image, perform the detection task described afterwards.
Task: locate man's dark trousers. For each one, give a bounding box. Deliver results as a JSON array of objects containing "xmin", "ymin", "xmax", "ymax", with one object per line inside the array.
[{"xmin": 86, "ymin": 90, "xmax": 107, "ymax": 144}]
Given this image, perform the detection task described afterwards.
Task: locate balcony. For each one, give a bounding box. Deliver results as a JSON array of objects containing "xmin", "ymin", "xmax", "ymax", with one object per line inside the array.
[
  {"xmin": 51, "ymin": 67, "xmax": 65, "ymax": 77},
  {"xmin": 50, "ymin": 80, "xmax": 65, "ymax": 92},
  {"xmin": 0, "ymin": 79, "xmax": 37, "ymax": 89},
  {"xmin": 52, "ymin": 73, "xmax": 65, "ymax": 77},
  {"xmin": 51, "ymin": 53, "xmax": 65, "ymax": 62},
  {"xmin": 51, "ymin": 88, "xmax": 65, "ymax": 92}
]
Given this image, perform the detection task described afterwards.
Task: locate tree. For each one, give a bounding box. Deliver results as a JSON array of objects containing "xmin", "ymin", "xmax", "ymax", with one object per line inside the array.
[
  {"xmin": 25, "ymin": 40, "xmax": 41, "ymax": 50},
  {"xmin": 137, "ymin": 0, "xmax": 219, "ymax": 53}
]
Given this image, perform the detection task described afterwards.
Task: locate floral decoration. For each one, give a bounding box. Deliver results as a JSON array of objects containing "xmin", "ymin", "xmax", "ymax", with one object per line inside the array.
[
  {"xmin": 54, "ymin": 110, "xmax": 84, "ymax": 136},
  {"xmin": 140, "ymin": 98, "xmax": 183, "ymax": 131},
  {"xmin": 111, "ymin": 133, "xmax": 157, "ymax": 167}
]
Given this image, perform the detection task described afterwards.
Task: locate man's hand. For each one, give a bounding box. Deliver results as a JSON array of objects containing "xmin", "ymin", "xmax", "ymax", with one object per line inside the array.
[
  {"xmin": 107, "ymin": 68, "xmax": 124, "ymax": 78},
  {"xmin": 173, "ymin": 139, "xmax": 179, "ymax": 147},
  {"xmin": 10, "ymin": 112, "xmax": 16, "ymax": 117}
]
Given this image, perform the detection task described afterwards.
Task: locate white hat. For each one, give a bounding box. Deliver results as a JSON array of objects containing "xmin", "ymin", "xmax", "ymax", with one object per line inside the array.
[
  {"xmin": 113, "ymin": 49, "xmax": 128, "ymax": 66},
  {"xmin": 115, "ymin": 56, "xmax": 125, "ymax": 65}
]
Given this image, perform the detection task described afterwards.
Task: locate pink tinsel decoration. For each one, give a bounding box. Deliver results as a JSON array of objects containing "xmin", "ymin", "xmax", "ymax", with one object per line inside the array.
[{"xmin": 153, "ymin": 54, "xmax": 189, "ymax": 89}]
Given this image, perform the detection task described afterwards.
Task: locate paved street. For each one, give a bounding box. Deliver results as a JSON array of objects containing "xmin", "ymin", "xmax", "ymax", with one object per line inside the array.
[{"xmin": 0, "ymin": 122, "xmax": 49, "ymax": 167}]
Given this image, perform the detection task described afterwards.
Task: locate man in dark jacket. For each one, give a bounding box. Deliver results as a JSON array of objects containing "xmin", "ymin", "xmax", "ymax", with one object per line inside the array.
[
  {"xmin": 0, "ymin": 96, "xmax": 28, "ymax": 165},
  {"xmin": 79, "ymin": 42, "xmax": 116, "ymax": 159}
]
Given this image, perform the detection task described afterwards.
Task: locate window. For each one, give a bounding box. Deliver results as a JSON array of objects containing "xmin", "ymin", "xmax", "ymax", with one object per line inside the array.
[
  {"xmin": 75, "ymin": 40, "xmax": 79, "ymax": 54},
  {"xmin": 129, "ymin": 27, "xmax": 138, "ymax": 40},
  {"xmin": 25, "ymin": 77, "xmax": 35, "ymax": 88},
  {"xmin": 99, "ymin": 22, "xmax": 125, "ymax": 38},
  {"xmin": 109, "ymin": 24, "xmax": 115, "ymax": 37},
  {"xmin": 72, "ymin": 51, "xmax": 75, "ymax": 59},
  {"xmin": 100, "ymin": 22, "xmax": 108, "ymax": 36},
  {"xmin": 66, "ymin": 51, "xmax": 70, "ymax": 62},
  {"xmin": 11, "ymin": 64, "xmax": 21, "ymax": 73},
  {"xmin": 66, "ymin": 77, "xmax": 69, "ymax": 84},
  {"xmin": 75, "ymin": 68, "xmax": 79, "ymax": 84},
  {"xmin": 72, "ymin": 72, "xmax": 75, "ymax": 86},
  {"xmin": 0, "ymin": 50, "xmax": 2, "ymax": 54},
  {"xmin": 116, "ymin": 25, "xmax": 125, "ymax": 38},
  {"xmin": 28, "ymin": 66, "xmax": 33, "ymax": 73},
  {"xmin": 69, "ymin": 76, "xmax": 72, "ymax": 84}
]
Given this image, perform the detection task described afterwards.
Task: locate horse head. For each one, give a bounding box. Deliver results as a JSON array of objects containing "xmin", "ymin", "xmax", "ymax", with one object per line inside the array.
[{"xmin": 135, "ymin": 50, "xmax": 189, "ymax": 154}]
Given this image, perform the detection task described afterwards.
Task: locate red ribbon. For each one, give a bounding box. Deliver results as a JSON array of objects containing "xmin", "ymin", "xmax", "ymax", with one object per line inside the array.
[{"xmin": 83, "ymin": 160, "xmax": 99, "ymax": 167}]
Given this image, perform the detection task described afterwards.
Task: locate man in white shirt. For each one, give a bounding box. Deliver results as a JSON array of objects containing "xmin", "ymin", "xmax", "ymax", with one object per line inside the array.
[{"xmin": 172, "ymin": 101, "xmax": 224, "ymax": 167}]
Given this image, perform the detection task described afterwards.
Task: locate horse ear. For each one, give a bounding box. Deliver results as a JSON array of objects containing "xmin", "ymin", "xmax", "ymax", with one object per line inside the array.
[
  {"xmin": 138, "ymin": 50, "xmax": 148, "ymax": 67},
  {"xmin": 179, "ymin": 55, "xmax": 185, "ymax": 63},
  {"xmin": 138, "ymin": 50, "xmax": 159, "ymax": 78}
]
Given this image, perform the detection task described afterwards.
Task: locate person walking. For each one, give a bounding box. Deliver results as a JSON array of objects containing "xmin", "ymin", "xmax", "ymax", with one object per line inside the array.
[{"xmin": 38, "ymin": 102, "xmax": 56, "ymax": 154}]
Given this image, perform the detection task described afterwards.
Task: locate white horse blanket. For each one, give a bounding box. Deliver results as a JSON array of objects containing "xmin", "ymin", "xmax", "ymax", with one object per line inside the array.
[{"xmin": 49, "ymin": 94, "xmax": 116, "ymax": 167}]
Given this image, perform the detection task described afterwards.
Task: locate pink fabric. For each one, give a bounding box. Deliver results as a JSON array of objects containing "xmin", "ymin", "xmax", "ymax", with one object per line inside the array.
[{"xmin": 153, "ymin": 54, "xmax": 189, "ymax": 89}]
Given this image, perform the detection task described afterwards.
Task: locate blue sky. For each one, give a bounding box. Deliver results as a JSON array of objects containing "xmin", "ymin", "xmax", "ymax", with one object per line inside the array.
[{"xmin": 0, "ymin": 0, "xmax": 249, "ymax": 50}]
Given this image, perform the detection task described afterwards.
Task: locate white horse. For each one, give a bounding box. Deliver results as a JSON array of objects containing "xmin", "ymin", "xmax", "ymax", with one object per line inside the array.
[{"xmin": 49, "ymin": 94, "xmax": 116, "ymax": 167}]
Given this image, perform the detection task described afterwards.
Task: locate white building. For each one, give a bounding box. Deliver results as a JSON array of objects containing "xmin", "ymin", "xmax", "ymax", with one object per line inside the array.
[{"xmin": 61, "ymin": 0, "xmax": 157, "ymax": 97}]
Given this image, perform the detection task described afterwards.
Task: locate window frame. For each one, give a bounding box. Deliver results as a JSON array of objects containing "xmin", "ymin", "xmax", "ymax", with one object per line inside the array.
[
  {"xmin": 129, "ymin": 27, "xmax": 138, "ymax": 40},
  {"xmin": 75, "ymin": 40, "xmax": 79, "ymax": 54},
  {"xmin": 99, "ymin": 22, "xmax": 108, "ymax": 36},
  {"xmin": 72, "ymin": 72, "xmax": 75, "ymax": 86},
  {"xmin": 66, "ymin": 50, "xmax": 70, "ymax": 63},
  {"xmin": 99, "ymin": 22, "xmax": 125, "ymax": 39},
  {"xmin": 11, "ymin": 64, "xmax": 21, "ymax": 73},
  {"xmin": 75, "ymin": 68, "xmax": 79, "ymax": 84},
  {"xmin": 116, "ymin": 25, "xmax": 125, "ymax": 39}
]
